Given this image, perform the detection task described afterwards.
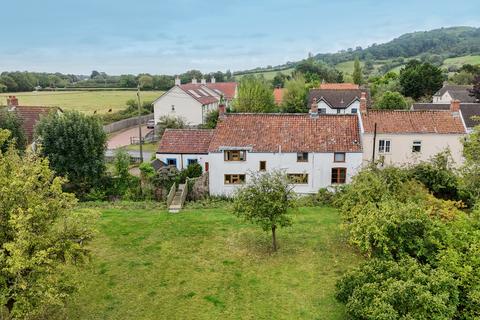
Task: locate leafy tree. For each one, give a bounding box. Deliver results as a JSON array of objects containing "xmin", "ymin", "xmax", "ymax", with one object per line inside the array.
[
  {"xmin": 113, "ymin": 149, "xmax": 131, "ymax": 196},
  {"xmin": 373, "ymin": 91, "xmax": 408, "ymax": 110},
  {"xmin": 0, "ymin": 129, "xmax": 97, "ymax": 318},
  {"xmin": 336, "ymin": 258, "xmax": 459, "ymax": 320},
  {"xmin": 0, "ymin": 83, "xmax": 6, "ymax": 93},
  {"xmin": 201, "ymin": 109, "xmax": 219, "ymax": 129},
  {"xmin": 281, "ymin": 74, "xmax": 307, "ymax": 113},
  {"xmin": 0, "ymin": 109, "xmax": 27, "ymax": 152},
  {"xmin": 90, "ymin": 70, "xmax": 100, "ymax": 79},
  {"xmin": 399, "ymin": 60, "xmax": 444, "ymax": 100},
  {"xmin": 118, "ymin": 74, "xmax": 137, "ymax": 88},
  {"xmin": 450, "ymin": 70, "xmax": 475, "ymax": 85},
  {"xmin": 180, "ymin": 70, "xmax": 203, "ymax": 84},
  {"xmin": 272, "ymin": 72, "xmax": 289, "ymax": 88},
  {"xmin": 352, "ymin": 58, "xmax": 363, "ymax": 85},
  {"xmin": 155, "ymin": 115, "xmax": 187, "ymax": 136},
  {"xmin": 232, "ymin": 170, "xmax": 296, "ymax": 251},
  {"xmin": 233, "ymin": 76, "xmax": 276, "ymax": 113},
  {"xmin": 295, "ymin": 59, "xmax": 343, "ymax": 83},
  {"xmin": 35, "ymin": 111, "xmax": 107, "ymax": 195},
  {"xmin": 138, "ymin": 74, "xmax": 154, "ymax": 90},
  {"xmin": 469, "ymin": 74, "xmax": 480, "ymax": 101},
  {"xmin": 460, "ymin": 124, "xmax": 480, "ymax": 201}
]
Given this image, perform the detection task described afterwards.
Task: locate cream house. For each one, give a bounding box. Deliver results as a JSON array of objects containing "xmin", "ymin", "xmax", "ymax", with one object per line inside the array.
[
  {"xmin": 358, "ymin": 94, "xmax": 467, "ymax": 166},
  {"xmin": 307, "ymin": 84, "xmax": 369, "ymax": 115},
  {"xmin": 153, "ymin": 77, "xmax": 237, "ymax": 126},
  {"xmin": 432, "ymin": 84, "xmax": 476, "ymax": 104}
]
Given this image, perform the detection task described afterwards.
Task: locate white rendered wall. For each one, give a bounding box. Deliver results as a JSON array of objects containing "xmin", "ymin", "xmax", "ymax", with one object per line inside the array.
[
  {"xmin": 155, "ymin": 153, "xmax": 209, "ymax": 171},
  {"xmin": 153, "ymin": 87, "xmax": 204, "ymax": 125},
  {"xmin": 318, "ymin": 100, "xmax": 359, "ymax": 114}
]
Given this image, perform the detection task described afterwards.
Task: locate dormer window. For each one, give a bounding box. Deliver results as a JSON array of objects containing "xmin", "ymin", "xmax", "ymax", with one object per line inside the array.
[{"xmin": 224, "ymin": 150, "xmax": 246, "ymax": 161}]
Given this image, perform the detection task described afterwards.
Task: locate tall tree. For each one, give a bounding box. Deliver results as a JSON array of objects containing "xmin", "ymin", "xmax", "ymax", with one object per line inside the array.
[
  {"xmin": 399, "ymin": 60, "xmax": 444, "ymax": 100},
  {"xmin": 0, "ymin": 109, "xmax": 27, "ymax": 152},
  {"xmin": 373, "ymin": 91, "xmax": 408, "ymax": 110},
  {"xmin": 232, "ymin": 170, "xmax": 296, "ymax": 251},
  {"xmin": 35, "ymin": 111, "xmax": 107, "ymax": 195},
  {"xmin": 281, "ymin": 74, "xmax": 308, "ymax": 113},
  {"xmin": 233, "ymin": 75, "xmax": 276, "ymax": 113},
  {"xmin": 352, "ymin": 58, "xmax": 363, "ymax": 85},
  {"xmin": 0, "ymin": 129, "xmax": 97, "ymax": 318}
]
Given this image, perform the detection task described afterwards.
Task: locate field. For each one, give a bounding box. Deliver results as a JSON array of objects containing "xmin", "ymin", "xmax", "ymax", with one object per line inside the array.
[
  {"xmin": 235, "ymin": 68, "xmax": 295, "ymax": 81},
  {"xmin": 442, "ymin": 55, "xmax": 480, "ymax": 69},
  {"xmin": 0, "ymin": 90, "xmax": 163, "ymax": 114},
  {"xmin": 63, "ymin": 205, "xmax": 361, "ymax": 319}
]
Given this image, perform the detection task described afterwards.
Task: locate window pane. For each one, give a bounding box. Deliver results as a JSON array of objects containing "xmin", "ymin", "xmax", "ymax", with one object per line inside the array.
[{"xmin": 334, "ymin": 152, "xmax": 345, "ymax": 162}]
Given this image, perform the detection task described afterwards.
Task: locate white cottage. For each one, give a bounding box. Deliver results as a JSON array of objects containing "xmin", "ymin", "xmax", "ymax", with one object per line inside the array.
[
  {"xmin": 207, "ymin": 110, "xmax": 363, "ymax": 196},
  {"xmin": 153, "ymin": 78, "xmax": 237, "ymax": 126},
  {"xmin": 432, "ymin": 84, "xmax": 476, "ymax": 104},
  {"xmin": 307, "ymin": 84, "xmax": 369, "ymax": 115},
  {"xmin": 155, "ymin": 129, "xmax": 214, "ymax": 171}
]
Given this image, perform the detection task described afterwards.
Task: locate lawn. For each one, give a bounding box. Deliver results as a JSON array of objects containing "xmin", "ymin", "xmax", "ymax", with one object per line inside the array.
[
  {"xmin": 123, "ymin": 142, "xmax": 158, "ymax": 153},
  {"xmin": 442, "ymin": 55, "xmax": 480, "ymax": 69},
  {"xmin": 235, "ymin": 68, "xmax": 295, "ymax": 81},
  {"xmin": 0, "ymin": 90, "xmax": 163, "ymax": 114},
  {"xmin": 63, "ymin": 205, "xmax": 362, "ymax": 320}
]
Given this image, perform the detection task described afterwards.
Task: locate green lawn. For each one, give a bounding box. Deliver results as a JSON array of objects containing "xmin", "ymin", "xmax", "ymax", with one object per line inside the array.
[
  {"xmin": 235, "ymin": 68, "xmax": 295, "ymax": 81},
  {"xmin": 123, "ymin": 142, "xmax": 158, "ymax": 153},
  {"xmin": 0, "ymin": 90, "xmax": 163, "ymax": 114},
  {"xmin": 63, "ymin": 205, "xmax": 361, "ymax": 320},
  {"xmin": 442, "ymin": 55, "xmax": 480, "ymax": 69}
]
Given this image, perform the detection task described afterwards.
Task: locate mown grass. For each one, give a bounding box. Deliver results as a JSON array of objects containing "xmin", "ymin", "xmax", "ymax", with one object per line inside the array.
[
  {"xmin": 63, "ymin": 206, "xmax": 361, "ymax": 320},
  {"xmin": 0, "ymin": 90, "xmax": 163, "ymax": 114},
  {"xmin": 442, "ymin": 55, "xmax": 480, "ymax": 69}
]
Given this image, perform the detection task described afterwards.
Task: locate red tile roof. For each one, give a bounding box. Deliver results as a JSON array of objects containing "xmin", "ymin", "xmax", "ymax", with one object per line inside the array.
[
  {"xmin": 179, "ymin": 84, "xmax": 219, "ymax": 105},
  {"xmin": 13, "ymin": 106, "xmax": 55, "ymax": 142},
  {"xmin": 205, "ymin": 82, "xmax": 237, "ymax": 100},
  {"xmin": 273, "ymin": 88, "xmax": 284, "ymax": 105},
  {"xmin": 209, "ymin": 114, "xmax": 361, "ymax": 153},
  {"xmin": 319, "ymin": 83, "xmax": 359, "ymax": 90},
  {"xmin": 157, "ymin": 129, "xmax": 214, "ymax": 154},
  {"xmin": 361, "ymin": 110, "xmax": 466, "ymax": 134}
]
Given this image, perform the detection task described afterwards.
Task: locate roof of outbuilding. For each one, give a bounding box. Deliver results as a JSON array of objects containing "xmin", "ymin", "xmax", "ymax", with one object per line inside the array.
[
  {"xmin": 412, "ymin": 103, "xmax": 480, "ymax": 128},
  {"xmin": 157, "ymin": 129, "xmax": 214, "ymax": 154},
  {"xmin": 361, "ymin": 110, "xmax": 467, "ymax": 134},
  {"xmin": 308, "ymin": 89, "xmax": 370, "ymax": 109},
  {"xmin": 204, "ymin": 82, "xmax": 237, "ymax": 100},
  {"xmin": 9, "ymin": 106, "xmax": 55, "ymax": 142},
  {"xmin": 208, "ymin": 113, "xmax": 362, "ymax": 153}
]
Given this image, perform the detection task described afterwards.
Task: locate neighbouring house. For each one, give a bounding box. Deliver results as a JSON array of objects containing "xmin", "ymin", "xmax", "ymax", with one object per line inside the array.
[
  {"xmin": 156, "ymin": 128, "xmax": 214, "ymax": 171},
  {"xmin": 412, "ymin": 100, "xmax": 480, "ymax": 132},
  {"xmin": 207, "ymin": 108, "xmax": 363, "ymax": 196},
  {"xmin": 3, "ymin": 96, "xmax": 55, "ymax": 143},
  {"xmin": 273, "ymin": 87, "xmax": 284, "ymax": 105},
  {"xmin": 358, "ymin": 94, "xmax": 467, "ymax": 166},
  {"xmin": 153, "ymin": 77, "xmax": 237, "ymax": 126},
  {"xmin": 308, "ymin": 85, "xmax": 370, "ymax": 115},
  {"xmin": 432, "ymin": 84, "xmax": 477, "ymax": 103}
]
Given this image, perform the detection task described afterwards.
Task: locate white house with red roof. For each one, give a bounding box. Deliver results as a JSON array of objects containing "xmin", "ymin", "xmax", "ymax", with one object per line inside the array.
[{"xmin": 153, "ymin": 77, "xmax": 237, "ymax": 126}]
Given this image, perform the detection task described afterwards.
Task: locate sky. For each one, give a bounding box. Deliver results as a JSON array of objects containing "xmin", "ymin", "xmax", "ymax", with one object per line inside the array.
[{"xmin": 1, "ymin": 0, "xmax": 479, "ymax": 75}]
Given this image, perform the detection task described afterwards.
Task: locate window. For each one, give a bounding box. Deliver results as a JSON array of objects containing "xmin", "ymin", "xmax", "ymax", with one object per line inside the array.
[
  {"xmin": 288, "ymin": 173, "xmax": 308, "ymax": 184},
  {"xmin": 351, "ymin": 108, "xmax": 358, "ymax": 114},
  {"xmin": 319, "ymin": 108, "xmax": 327, "ymax": 114},
  {"xmin": 336, "ymin": 109, "xmax": 341, "ymax": 114},
  {"xmin": 224, "ymin": 150, "xmax": 246, "ymax": 161},
  {"xmin": 187, "ymin": 159, "xmax": 198, "ymax": 166},
  {"xmin": 224, "ymin": 174, "xmax": 245, "ymax": 185},
  {"xmin": 171, "ymin": 105, "xmax": 175, "ymax": 111},
  {"xmin": 412, "ymin": 141, "xmax": 422, "ymax": 153},
  {"xmin": 259, "ymin": 161, "xmax": 266, "ymax": 171},
  {"xmin": 334, "ymin": 152, "xmax": 346, "ymax": 162},
  {"xmin": 331, "ymin": 168, "xmax": 347, "ymax": 184},
  {"xmin": 166, "ymin": 158, "xmax": 177, "ymax": 166},
  {"xmin": 297, "ymin": 152, "xmax": 309, "ymax": 162},
  {"xmin": 378, "ymin": 139, "xmax": 391, "ymax": 153}
]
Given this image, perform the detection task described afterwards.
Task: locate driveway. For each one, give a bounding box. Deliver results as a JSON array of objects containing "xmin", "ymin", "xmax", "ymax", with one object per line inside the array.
[{"xmin": 107, "ymin": 125, "xmax": 152, "ymax": 149}]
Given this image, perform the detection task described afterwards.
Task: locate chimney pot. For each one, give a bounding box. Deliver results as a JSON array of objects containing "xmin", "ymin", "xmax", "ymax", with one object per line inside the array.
[
  {"xmin": 201, "ymin": 78, "xmax": 206, "ymax": 85},
  {"xmin": 450, "ymin": 99, "xmax": 460, "ymax": 113},
  {"xmin": 174, "ymin": 76, "xmax": 181, "ymax": 86},
  {"xmin": 192, "ymin": 77, "xmax": 197, "ymax": 84}
]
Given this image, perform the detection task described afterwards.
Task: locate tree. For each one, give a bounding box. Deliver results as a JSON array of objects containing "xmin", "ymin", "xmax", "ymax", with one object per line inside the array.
[
  {"xmin": 118, "ymin": 74, "xmax": 137, "ymax": 88},
  {"xmin": 450, "ymin": 70, "xmax": 475, "ymax": 85},
  {"xmin": 90, "ymin": 70, "xmax": 100, "ymax": 79},
  {"xmin": 0, "ymin": 129, "xmax": 97, "ymax": 318},
  {"xmin": 232, "ymin": 170, "xmax": 296, "ymax": 251},
  {"xmin": 295, "ymin": 59, "xmax": 343, "ymax": 84},
  {"xmin": 201, "ymin": 109, "xmax": 219, "ymax": 129},
  {"xmin": 138, "ymin": 74, "xmax": 154, "ymax": 90},
  {"xmin": 469, "ymin": 74, "xmax": 480, "ymax": 101},
  {"xmin": 155, "ymin": 115, "xmax": 187, "ymax": 137},
  {"xmin": 0, "ymin": 109, "xmax": 27, "ymax": 152},
  {"xmin": 272, "ymin": 72, "xmax": 288, "ymax": 88},
  {"xmin": 373, "ymin": 91, "xmax": 408, "ymax": 110},
  {"xmin": 460, "ymin": 124, "xmax": 480, "ymax": 201},
  {"xmin": 399, "ymin": 60, "xmax": 444, "ymax": 100},
  {"xmin": 352, "ymin": 58, "xmax": 363, "ymax": 85},
  {"xmin": 233, "ymin": 75, "xmax": 276, "ymax": 113},
  {"xmin": 35, "ymin": 111, "xmax": 107, "ymax": 195},
  {"xmin": 281, "ymin": 74, "xmax": 308, "ymax": 113},
  {"xmin": 113, "ymin": 149, "xmax": 132, "ymax": 196}
]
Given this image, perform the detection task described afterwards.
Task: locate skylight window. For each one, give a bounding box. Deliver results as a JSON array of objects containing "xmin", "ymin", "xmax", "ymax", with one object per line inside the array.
[
  {"xmin": 198, "ymin": 89, "xmax": 210, "ymax": 96},
  {"xmin": 188, "ymin": 90, "xmax": 201, "ymax": 98}
]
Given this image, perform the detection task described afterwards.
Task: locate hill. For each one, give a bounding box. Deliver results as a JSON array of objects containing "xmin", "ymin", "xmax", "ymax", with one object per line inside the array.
[{"xmin": 235, "ymin": 26, "xmax": 480, "ymax": 78}]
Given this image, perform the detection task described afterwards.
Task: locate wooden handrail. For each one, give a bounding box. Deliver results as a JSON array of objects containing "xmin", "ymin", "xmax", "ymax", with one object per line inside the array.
[{"xmin": 166, "ymin": 182, "xmax": 176, "ymax": 207}]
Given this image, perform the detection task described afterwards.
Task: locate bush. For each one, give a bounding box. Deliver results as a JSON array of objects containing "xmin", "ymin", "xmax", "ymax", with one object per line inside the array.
[{"xmin": 296, "ymin": 188, "xmax": 336, "ymax": 207}]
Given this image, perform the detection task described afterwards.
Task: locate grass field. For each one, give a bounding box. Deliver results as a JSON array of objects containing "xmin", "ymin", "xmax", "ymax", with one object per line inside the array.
[
  {"xmin": 442, "ymin": 55, "xmax": 480, "ymax": 69},
  {"xmin": 235, "ymin": 68, "xmax": 295, "ymax": 81},
  {"xmin": 63, "ymin": 205, "xmax": 361, "ymax": 319},
  {"xmin": 0, "ymin": 91, "xmax": 163, "ymax": 114}
]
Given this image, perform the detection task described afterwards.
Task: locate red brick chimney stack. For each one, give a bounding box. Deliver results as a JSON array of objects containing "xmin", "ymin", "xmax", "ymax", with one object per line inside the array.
[
  {"xmin": 218, "ymin": 103, "xmax": 226, "ymax": 118},
  {"xmin": 450, "ymin": 99, "xmax": 460, "ymax": 113},
  {"xmin": 6, "ymin": 96, "xmax": 18, "ymax": 108},
  {"xmin": 310, "ymin": 97, "xmax": 318, "ymax": 116},
  {"xmin": 360, "ymin": 92, "xmax": 367, "ymax": 114}
]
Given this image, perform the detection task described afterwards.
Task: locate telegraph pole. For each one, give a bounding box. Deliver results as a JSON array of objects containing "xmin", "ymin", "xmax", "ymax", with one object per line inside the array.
[{"xmin": 137, "ymin": 85, "xmax": 144, "ymax": 163}]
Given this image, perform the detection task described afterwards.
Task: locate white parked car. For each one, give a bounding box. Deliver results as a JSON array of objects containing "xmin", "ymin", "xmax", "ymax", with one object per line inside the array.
[{"xmin": 146, "ymin": 119, "xmax": 156, "ymax": 129}]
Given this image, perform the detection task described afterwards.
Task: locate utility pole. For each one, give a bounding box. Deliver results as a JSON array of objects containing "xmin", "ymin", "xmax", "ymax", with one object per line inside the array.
[{"xmin": 137, "ymin": 85, "xmax": 144, "ymax": 163}]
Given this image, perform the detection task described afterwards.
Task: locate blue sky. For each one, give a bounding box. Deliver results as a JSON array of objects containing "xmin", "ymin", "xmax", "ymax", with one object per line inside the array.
[{"xmin": 1, "ymin": 0, "xmax": 478, "ymax": 75}]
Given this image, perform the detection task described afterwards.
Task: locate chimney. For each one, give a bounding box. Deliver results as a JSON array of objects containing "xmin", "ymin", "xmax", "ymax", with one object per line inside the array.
[
  {"xmin": 310, "ymin": 97, "xmax": 318, "ymax": 116},
  {"xmin": 192, "ymin": 77, "xmax": 197, "ymax": 84},
  {"xmin": 360, "ymin": 92, "xmax": 367, "ymax": 114},
  {"xmin": 211, "ymin": 76, "xmax": 216, "ymax": 84},
  {"xmin": 7, "ymin": 96, "xmax": 18, "ymax": 108},
  {"xmin": 174, "ymin": 76, "xmax": 181, "ymax": 86},
  {"xmin": 201, "ymin": 78, "xmax": 206, "ymax": 85},
  {"xmin": 450, "ymin": 99, "xmax": 460, "ymax": 113},
  {"xmin": 218, "ymin": 103, "xmax": 226, "ymax": 118}
]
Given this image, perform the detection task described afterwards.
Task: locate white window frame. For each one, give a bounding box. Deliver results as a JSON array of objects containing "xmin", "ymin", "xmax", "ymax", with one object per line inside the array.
[{"xmin": 378, "ymin": 139, "xmax": 391, "ymax": 154}]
